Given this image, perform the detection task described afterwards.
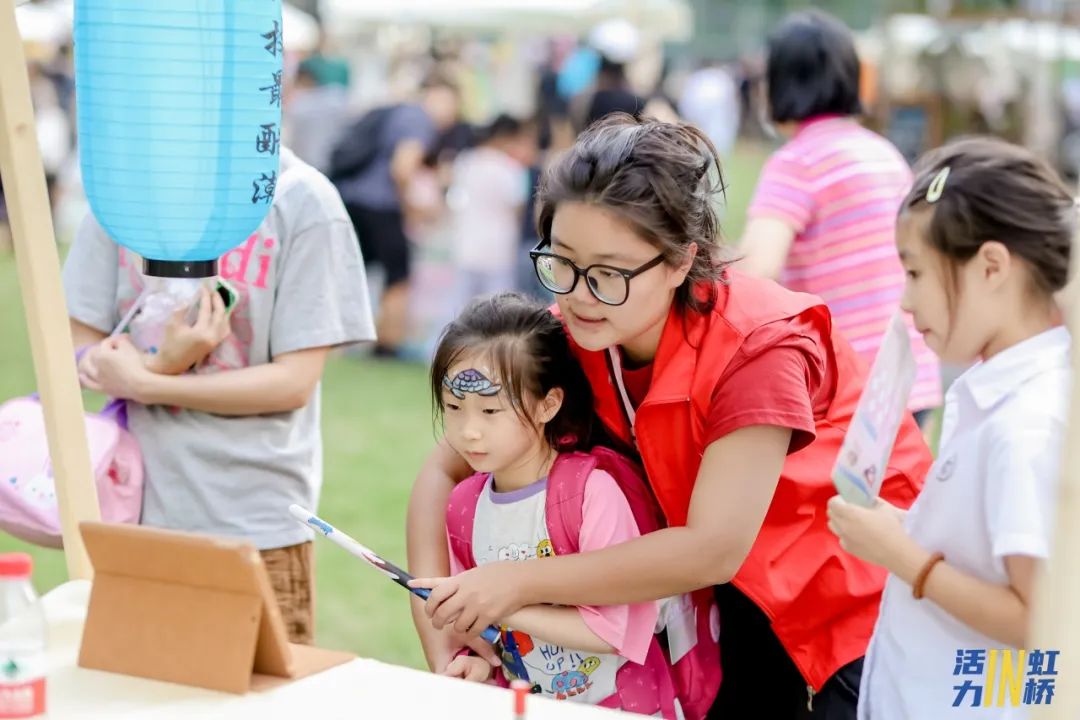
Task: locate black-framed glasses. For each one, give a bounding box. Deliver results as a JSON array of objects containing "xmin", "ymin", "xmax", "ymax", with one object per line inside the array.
[{"xmin": 529, "ymin": 242, "xmax": 665, "ymax": 306}]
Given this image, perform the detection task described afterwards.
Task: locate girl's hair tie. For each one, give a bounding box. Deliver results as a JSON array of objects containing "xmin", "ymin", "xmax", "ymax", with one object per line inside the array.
[{"xmin": 557, "ymin": 433, "xmax": 578, "ymax": 449}]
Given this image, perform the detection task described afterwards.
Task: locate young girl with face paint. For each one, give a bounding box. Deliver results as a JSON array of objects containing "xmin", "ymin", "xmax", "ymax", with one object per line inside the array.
[
  {"xmin": 827, "ymin": 138, "xmax": 1074, "ymax": 719},
  {"xmin": 409, "ymin": 114, "xmax": 934, "ymax": 718},
  {"xmin": 425, "ymin": 292, "xmax": 696, "ymax": 718}
]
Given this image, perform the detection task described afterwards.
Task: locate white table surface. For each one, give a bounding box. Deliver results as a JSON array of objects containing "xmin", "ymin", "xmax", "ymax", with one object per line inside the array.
[{"xmin": 39, "ymin": 581, "xmax": 627, "ymax": 719}]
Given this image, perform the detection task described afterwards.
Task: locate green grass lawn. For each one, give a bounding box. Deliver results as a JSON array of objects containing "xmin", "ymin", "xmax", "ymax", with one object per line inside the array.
[{"xmin": 0, "ymin": 140, "xmax": 773, "ymax": 670}]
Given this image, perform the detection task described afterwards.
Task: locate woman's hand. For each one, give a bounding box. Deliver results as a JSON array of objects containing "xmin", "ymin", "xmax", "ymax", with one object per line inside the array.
[
  {"xmin": 827, "ymin": 495, "xmax": 920, "ymax": 573},
  {"xmin": 443, "ymin": 654, "xmax": 494, "ymax": 683},
  {"xmin": 410, "ymin": 562, "xmax": 529, "ymax": 638},
  {"xmin": 147, "ymin": 286, "xmax": 230, "ymax": 375}
]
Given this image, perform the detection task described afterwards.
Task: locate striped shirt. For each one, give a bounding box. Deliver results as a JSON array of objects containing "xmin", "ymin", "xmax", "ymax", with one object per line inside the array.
[{"xmin": 748, "ymin": 116, "xmax": 941, "ymax": 411}]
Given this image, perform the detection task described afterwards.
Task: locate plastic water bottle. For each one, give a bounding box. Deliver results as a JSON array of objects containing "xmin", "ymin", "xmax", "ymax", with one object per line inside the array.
[
  {"xmin": 0, "ymin": 555, "xmax": 46, "ymax": 718},
  {"xmin": 126, "ymin": 276, "xmax": 204, "ymax": 353}
]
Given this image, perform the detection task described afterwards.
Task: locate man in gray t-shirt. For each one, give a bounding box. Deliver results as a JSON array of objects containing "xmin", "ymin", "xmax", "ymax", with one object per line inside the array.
[
  {"xmin": 334, "ymin": 75, "xmax": 459, "ymax": 357},
  {"xmin": 63, "ymin": 148, "xmax": 375, "ymax": 643}
]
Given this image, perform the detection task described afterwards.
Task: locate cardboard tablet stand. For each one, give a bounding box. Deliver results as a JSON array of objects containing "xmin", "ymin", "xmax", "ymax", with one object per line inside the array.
[{"xmin": 77, "ymin": 522, "xmax": 354, "ymax": 694}]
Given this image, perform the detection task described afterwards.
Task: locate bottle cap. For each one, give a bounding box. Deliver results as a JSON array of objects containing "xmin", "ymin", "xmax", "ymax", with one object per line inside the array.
[
  {"xmin": 0, "ymin": 553, "xmax": 32, "ymax": 579},
  {"xmin": 511, "ymin": 679, "xmax": 530, "ymax": 717}
]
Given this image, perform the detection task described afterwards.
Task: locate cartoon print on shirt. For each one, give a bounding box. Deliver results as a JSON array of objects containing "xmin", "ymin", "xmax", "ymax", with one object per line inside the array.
[
  {"xmin": 497, "ymin": 542, "xmax": 534, "ymax": 561},
  {"xmin": 515, "ymin": 643, "xmax": 609, "ymax": 702},
  {"xmin": 487, "ymin": 536, "xmax": 608, "ymax": 701},
  {"xmin": 549, "ymin": 655, "xmax": 601, "ymax": 699},
  {"xmin": 503, "ymin": 629, "xmax": 535, "ymax": 657},
  {"xmin": 473, "ymin": 474, "xmax": 636, "ymax": 707}
]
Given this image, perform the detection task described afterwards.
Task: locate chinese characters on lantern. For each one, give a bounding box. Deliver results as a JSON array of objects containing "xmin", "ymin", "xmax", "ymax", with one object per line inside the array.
[{"xmin": 252, "ymin": 18, "xmax": 282, "ymax": 205}]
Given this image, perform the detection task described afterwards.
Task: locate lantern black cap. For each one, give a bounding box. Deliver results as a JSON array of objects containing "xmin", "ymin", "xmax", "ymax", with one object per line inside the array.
[{"xmin": 142, "ymin": 259, "xmax": 218, "ymax": 278}]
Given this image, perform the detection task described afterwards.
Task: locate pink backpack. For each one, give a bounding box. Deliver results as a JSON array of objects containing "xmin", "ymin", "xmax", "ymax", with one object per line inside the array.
[
  {"xmin": 0, "ymin": 396, "xmax": 143, "ymax": 548},
  {"xmin": 447, "ymin": 447, "xmax": 722, "ymax": 720}
]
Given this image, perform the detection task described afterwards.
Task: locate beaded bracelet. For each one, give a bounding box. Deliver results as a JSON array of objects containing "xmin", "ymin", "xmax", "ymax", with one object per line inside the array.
[{"xmin": 913, "ymin": 552, "xmax": 946, "ymax": 600}]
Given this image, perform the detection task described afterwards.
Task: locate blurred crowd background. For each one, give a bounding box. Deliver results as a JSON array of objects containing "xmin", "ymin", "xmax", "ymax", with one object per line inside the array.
[{"xmin": 7, "ymin": 0, "xmax": 1080, "ymax": 362}]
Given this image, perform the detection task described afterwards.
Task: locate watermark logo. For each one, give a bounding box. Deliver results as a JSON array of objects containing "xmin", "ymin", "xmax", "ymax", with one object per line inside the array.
[{"xmin": 952, "ymin": 648, "xmax": 1058, "ymax": 707}]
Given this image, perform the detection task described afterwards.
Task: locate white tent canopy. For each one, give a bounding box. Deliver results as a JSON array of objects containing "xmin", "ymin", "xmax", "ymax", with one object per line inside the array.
[
  {"xmin": 283, "ymin": 2, "xmax": 320, "ymax": 52},
  {"xmin": 15, "ymin": 0, "xmax": 70, "ymax": 45},
  {"xmin": 319, "ymin": 0, "xmax": 691, "ymax": 41}
]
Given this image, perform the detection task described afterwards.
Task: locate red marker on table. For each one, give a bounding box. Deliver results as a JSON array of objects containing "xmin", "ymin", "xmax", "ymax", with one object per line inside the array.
[{"xmin": 511, "ymin": 679, "xmax": 530, "ymax": 720}]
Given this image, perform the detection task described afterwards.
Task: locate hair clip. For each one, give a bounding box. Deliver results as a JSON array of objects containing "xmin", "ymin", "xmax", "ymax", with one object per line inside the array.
[{"xmin": 926, "ymin": 167, "xmax": 950, "ymax": 203}]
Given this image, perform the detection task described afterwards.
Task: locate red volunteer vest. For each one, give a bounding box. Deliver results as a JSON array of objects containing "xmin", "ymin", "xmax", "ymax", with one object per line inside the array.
[{"xmin": 561, "ymin": 273, "xmax": 932, "ymax": 691}]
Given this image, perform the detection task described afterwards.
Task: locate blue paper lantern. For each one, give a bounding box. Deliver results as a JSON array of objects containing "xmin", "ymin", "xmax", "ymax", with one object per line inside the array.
[{"xmin": 75, "ymin": 0, "xmax": 283, "ymax": 278}]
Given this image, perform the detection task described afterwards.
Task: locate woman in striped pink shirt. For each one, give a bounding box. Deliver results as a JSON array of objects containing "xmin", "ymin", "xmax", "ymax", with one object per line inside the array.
[{"xmin": 738, "ymin": 10, "xmax": 941, "ymax": 424}]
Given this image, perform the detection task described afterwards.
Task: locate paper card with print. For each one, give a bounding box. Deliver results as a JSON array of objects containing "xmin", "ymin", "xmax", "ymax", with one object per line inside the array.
[{"xmin": 832, "ymin": 310, "xmax": 917, "ymax": 507}]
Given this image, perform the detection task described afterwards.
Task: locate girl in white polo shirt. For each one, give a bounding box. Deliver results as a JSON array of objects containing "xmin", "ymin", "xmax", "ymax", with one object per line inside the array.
[{"xmin": 827, "ymin": 136, "xmax": 1073, "ymax": 719}]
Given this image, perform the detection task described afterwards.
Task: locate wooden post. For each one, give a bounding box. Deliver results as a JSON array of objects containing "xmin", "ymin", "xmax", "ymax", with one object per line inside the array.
[
  {"xmin": 1030, "ymin": 224, "xmax": 1080, "ymax": 718},
  {"xmin": 0, "ymin": 0, "xmax": 100, "ymax": 579}
]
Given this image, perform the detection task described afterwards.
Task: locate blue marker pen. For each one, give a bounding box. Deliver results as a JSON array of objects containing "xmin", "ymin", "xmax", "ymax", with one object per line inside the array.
[{"xmin": 288, "ymin": 505, "xmax": 501, "ymax": 645}]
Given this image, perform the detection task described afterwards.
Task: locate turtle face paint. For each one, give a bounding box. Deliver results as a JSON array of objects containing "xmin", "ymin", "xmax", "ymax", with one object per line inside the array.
[
  {"xmin": 439, "ymin": 362, "xmax": 547, "ymax": 481},
  {"xmin": 442, "ymin": 368, "xmax": 502, "ymax": 400}
]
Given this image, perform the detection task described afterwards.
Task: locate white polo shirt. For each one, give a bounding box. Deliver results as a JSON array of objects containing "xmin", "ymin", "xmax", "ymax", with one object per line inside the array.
[{"xmin": 859, "ymin": 326, "xmax": 1070, "ymax": 720}]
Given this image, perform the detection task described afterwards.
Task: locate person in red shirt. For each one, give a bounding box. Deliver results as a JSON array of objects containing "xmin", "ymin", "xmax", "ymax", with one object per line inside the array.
[{"xmin": 406, "ymin": 114, "xmax": 932, "ymax": 718}]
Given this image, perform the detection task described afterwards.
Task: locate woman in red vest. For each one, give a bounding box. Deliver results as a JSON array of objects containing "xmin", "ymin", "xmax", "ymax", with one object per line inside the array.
[{"xmin": 407, "ymin": 114, "xmax": 932, "ymax": 718}]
